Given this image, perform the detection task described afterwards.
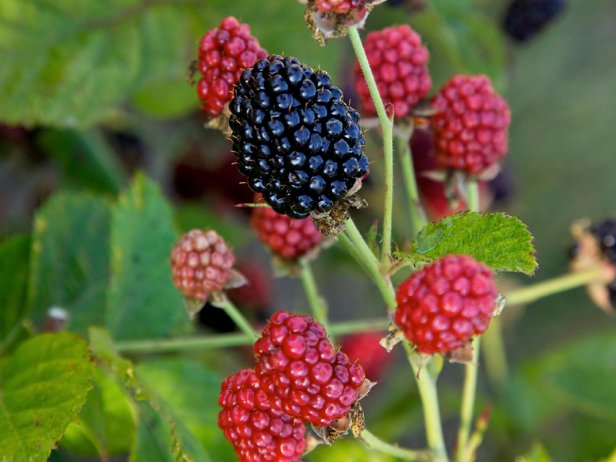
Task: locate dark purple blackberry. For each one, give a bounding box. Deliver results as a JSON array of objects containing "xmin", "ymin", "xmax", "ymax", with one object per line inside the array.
[
  {"xmin": 591, "ymin": 219, "xmax": 616, "ymax": 265},
  {"xmin": 503, "ymin": 0, "xmax": 566, "ymax": 43},
  {"xmin": 228, "ymin": 55, "xmax": 369, "ymax": 219}
]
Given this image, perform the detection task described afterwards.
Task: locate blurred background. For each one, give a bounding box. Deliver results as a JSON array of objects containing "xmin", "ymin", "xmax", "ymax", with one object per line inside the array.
[{"xmin": 1, "ymin": 0, "xmax": 615, "ymax": 461}]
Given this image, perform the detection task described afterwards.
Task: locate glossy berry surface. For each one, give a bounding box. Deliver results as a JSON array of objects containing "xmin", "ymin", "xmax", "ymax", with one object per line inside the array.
[
  {"xmin": 355, "ymin": 25, "xmax": 431, "ymax": 119},
  {"xmin": 313, "ymin": 0, "xmax": 365, "ymax": 14},
  {"xmin": 251, "ymin": 197, "xmax": 323, "ymax": 261},
  {"xmin": 591, "ymin": 219, "xmax": 616, "ymax": 265},
  {"xmin": 340, "ymin": 331, "xmax": 390, "ymax": 380},
  {"xmin": 218, "ymin": 369, "xmax": 306, "ymax": 462},
  {"xmin": 395, "ymin": 255, "xmax": 498, "ymax": 354},
  {"xmin": 229, "ymin": 55, "xmax": 369, "ymax": 219},
  {"xmin": 170, "ymin": 229, "xmax": 235, "ymax": 301},
  {"xmin": 503, "ymin": 0, "xmax": 566, "ymax": 42},
  {"xmin": 196, "ymin": 17, "xmax": 267, "ymax": 117},
  {"xmin": 432, "ymin": 75, "xmax": 511, "ymax": 175},
  {"xmin": 254, "ymin": 311, "xmax": 366, "ymax": 426}
]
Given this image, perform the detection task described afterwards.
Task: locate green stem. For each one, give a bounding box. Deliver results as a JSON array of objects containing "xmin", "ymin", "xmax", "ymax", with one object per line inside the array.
[
  {"xmin": 348, "ymin": 26, "xmax": 394, "ymax": 265},
  {"xmin": 456, "ymin": 180, "xmax": 480, "ymax": 462},
  {"xmin": 343, "ymin": 218, "xmax": 396, "ymax": 309},
  {"xmin": 115, "ymin": 318, "xmax": 391, "ymax": 354},
  {"xmin": 505, "ymin": 266, "xmax": 604, "ymax": 306},
  {"xmin": 455, "ymin": 341, "xmax": 479, "ymax": 462},
  {"xmin": 300, "ymin": 259, "xmax": 330, "ymax": 332},
  {"xmin": 218, "ymin": 297, "xmax": 258, "ymax": 340},
  {"xmin": 397, "ymin": 132, "xmax": 427, "ymax": 237},
  {"xmin": 404, "ymin": 343, "xmax": 450, "ymax": 462},
  {"xmin": 361, "ymin": 428, "xmax": 432, "ymax": 461}
]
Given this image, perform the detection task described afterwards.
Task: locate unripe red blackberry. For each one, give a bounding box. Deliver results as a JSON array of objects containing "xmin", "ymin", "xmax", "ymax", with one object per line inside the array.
[
  {"xmin": 254, "ymin": 311, "xmax": 366, "ymax": 426},
  {"xmin": 170, "ymin": 229, "xmax": 235, "ymax": 301},
  {"xmin": 251, "ymin": 196, "xmax": 324, "ymax": 261},
  {"xmin": 229, "ymin": 55, "xmax": 369, "ymax": 219},
  {"xmin": 395, "ymin": 255, "xmax": 498, "ymax": 354},
  {"xmin": 340, "ymin": 332, "xmax": 390, "ymax": 380},
  {"xmin": 354, "ymin": 25, "xmax": 431, "ymax": 119},
  {"xmin": 196, "ymin": 17, "xmax": 267, "ymax": 118},
  {"xmin": 218, "ymin": 369, "xmax": 307, "ymax": 462},
  {"xmin": 432, "ymin": 75, "xmax": 511, "ymax": 175}
]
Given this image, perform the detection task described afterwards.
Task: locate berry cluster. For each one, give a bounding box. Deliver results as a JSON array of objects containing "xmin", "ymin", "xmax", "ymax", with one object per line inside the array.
[
  {"xmin": 229, "ymin": 55, "xmax": 369, "ymax": 220},
  {"xmin": 251, "ymin": 197, "xmax": 324, "ymax": 261},
  {"xmin": 196, "ymin": 17, "xmax": 267, "ymax": 117},
  {"xmin": 432, "ymin": 75, "xmax": 511, "ymax": 175},
  {"xmin": 354, "ymin": 24, "xmax": 431, "ymax": 119},
  {"xmin": 313, "ymin": 0, "xmax": 365, "ymax": 14},
  {"xmin": 170, "ymin": 229, "xmax": 235, "ymax": 301},
  {"xmin": 395, "ymin": 255, "xmax": 498, "ymax": 354},
  {"xmin": 218, "ymin": 311, "xmax": 367, "ymax": 461},
  {"xmin": 255, "ymin": 310, "xmax": 366, "ymax": 426}
]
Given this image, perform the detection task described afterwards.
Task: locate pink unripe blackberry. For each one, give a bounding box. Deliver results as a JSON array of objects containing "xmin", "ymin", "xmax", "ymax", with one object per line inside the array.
[
  {"xmin": 196, "ymin": 17, "xmax": 267, "ymax": 117},
  {"xmin": 354, "ymin": 24, "xmax": 431, "ymax": 119},
  {"xmin": 251, "ymin": 197, "xmax": 324, "ymax": 261},
  {"xmin": 395, "ymin": 255, "xmax": 498, "ymax": 354},
  {"xmin": 254, "ymin": 311, "xmax": 366, "ymax": 426},
  {"xmin": 432, "ymin": 75, "xmax": 511, "ymax": 175},
  {"xmin": 170, "ymin": 229, "xmax": 235, "ymax": 301},
  {"xmin": 218, "ymin": 369, "xmax": 307, "ymax": 462},
  {"xmin": 313, "ymin": 0, "xmax": 366, "ymax": 14}
]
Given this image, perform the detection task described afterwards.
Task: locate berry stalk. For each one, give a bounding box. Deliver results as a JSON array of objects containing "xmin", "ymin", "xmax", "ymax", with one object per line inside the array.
[
  {"xmin": 456, "ymin": 180, "xmax": 481, "ymax": 462},
  {"xmin": 361, "ymin": 428, "xmax": 433, "ymax": 461},
  {"xmin": 404, "ymin": 343, "xmax": 450, "ymax": 462},
  {"xmin": 348, "ymin": 26, "xmax": 395, "ymax": 265},
  {"xmin": 299, "ymin": 258, "xmax": 330, "ymax": 333},
  {"xmin": 397, "ymin": 129, "xmax": 427, "ymax": 237},
  {"xmin": 218, "ymin": 296, "xmax": 258, "ymax": 340},
  {"xmin": 342, "ymin": 218, "xmax": 397, "ymax": 309},
  {"xmin": 480, "ymin": 317, "xmax": 509, "ymax": 390},
  {"xmin": 114, "ymin": 318, "xmax": 391, "ymax": 354},
  {"xmin": 505, "ymin": 266, "xmax": 605, "ymax": 306}
]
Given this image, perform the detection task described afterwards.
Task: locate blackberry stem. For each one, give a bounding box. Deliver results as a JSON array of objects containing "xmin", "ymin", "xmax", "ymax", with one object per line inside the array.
[
  {"xmin": 218, "ymin": 296, "xmax": 258, "ymax": 340},
  {"xmin": 456, "ymin": 180, "xmax": 481, "ymax": 462},
  {"xmin": 343, "ymin": 218, "xmax": 397, "ymax": 309},
  {"xmin": 299, "ymin": 258, "xmax": 330, "ymax": 334},
  {"xmin": 348, "ymin": 26, "xmax": 394, "ymax": 265},
  {"xmin": 480, "ymin": 317, "xmax": 509, "ymax": 390},
  {"xmin": 361, "ymin": 428, "xmax": 433, "ymax": 461},
  {"xmin": 114, "ymin": 318, "xmax": 390, "ymax": 354},
  {"xmin": 397, "ymin": 129, "xmax": 427, "ymax": 237},
  {"xmin": 404, "ymin": 343, "xmax": 450, "ymax": 462}
]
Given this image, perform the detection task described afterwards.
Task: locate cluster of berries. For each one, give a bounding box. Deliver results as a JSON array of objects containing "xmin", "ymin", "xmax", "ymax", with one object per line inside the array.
[{"xmin": 219, "ymin": 311, "xmax": 367, "ymax": 461}]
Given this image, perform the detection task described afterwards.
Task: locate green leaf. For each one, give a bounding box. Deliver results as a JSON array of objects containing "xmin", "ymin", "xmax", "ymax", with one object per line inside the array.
[
  {"xmin": 0, "ymin": 234, "xmax": 30, "ymax": 344},
  {"xmin": 60, "ymin": 369, "xmax": 137, "ymax": 457},
  {"xmin": 28, "ymin": 193, "xmax": 112, "ymax": 335},
  {"xmin": 0, "ymin": 333, "xmax": 94, "ymax": 462},
  {"xmin": 107, "ymin": 174, "xmax": 189, "ymax": 340},
  {"xmin": 516, "ymin": 444, "xmax": 553, "ymax": 462},
  {"xmin": 37, "ymin": 129, "xmax": 127, "ymax": 194},
  {"xmin": 524, "ymin": 332, "xmax": 616, "ymax": 420},
  {"xmin": 131, "ymin": 403, "xmax": 175, "ymax": 462},
  {"xmin": 0, "ymin": 0, "xmax": 190, "ymax": 127},
  {"xmin": 406, "ymin": 212, "xmax": 537, "ymax": 275},
  {"xmin": 136, "ymin": 359, "xmax": 235, "ymax": 462}
]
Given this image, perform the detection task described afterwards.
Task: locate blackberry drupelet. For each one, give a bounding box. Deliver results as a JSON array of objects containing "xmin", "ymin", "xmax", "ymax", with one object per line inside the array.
[
  {"xmin": 229, "ymin": 55, "xmax": 369, "ymax": 219},
  {"xmin": 503, "ymin": 0, "xmax": 567, "ymax": 43}
]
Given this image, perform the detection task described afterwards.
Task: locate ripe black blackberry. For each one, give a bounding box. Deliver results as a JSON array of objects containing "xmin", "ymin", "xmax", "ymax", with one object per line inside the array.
[
  {"xmin": 228, "ymin": 55, "xmax": 369, "ymax": 220},
  {"xmin": 503, "ymin": 0, "xmax": 566, "ymax": 43},
  {"xmin": 591, "ymin": 219, "xmax": 616, "ymax": 265}
]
